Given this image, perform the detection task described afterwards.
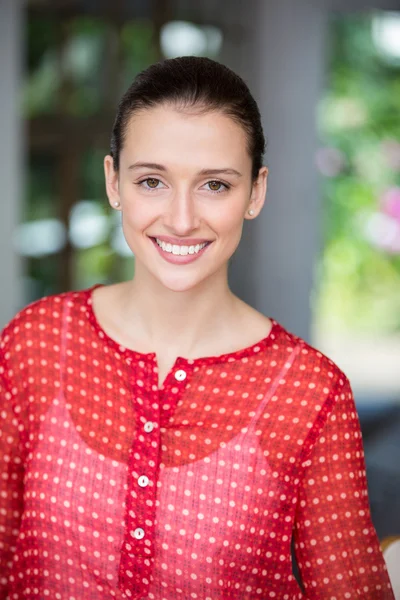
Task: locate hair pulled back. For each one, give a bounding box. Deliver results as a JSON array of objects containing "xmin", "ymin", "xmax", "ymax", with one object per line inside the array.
[{"xmin": 110, "ymin": 56, "xmax": 265, "ymax": 180}]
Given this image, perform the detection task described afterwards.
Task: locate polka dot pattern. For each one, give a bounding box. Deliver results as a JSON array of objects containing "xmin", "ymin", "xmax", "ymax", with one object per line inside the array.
[{"xmin": 0, "ymin": 286, "xmax": 394, "ymax": 599}]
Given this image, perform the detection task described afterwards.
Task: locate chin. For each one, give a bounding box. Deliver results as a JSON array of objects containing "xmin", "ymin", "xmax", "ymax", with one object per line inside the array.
[
  {"xmin": 151, "ymin": 267, "xmax": 215, "ymax": 293},
  {"xmin": 157, "ymin": 275, "xmax": 207, "ymax": 293}
]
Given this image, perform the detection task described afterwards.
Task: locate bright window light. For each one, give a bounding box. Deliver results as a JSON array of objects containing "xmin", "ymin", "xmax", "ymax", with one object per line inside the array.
[
  {"xmin": 13, "ymin": 219, "xmax": 67, "ymax": 257},
  {"xmin": 69, "ymin": 201, "xmax": 109, "ymax": 249},
  {"xmin": 160, "ymin": 21, "xmax": 223, "ymax": 59},
  {"xmin": 372, "ymin": 12, "xmax": 400, "ymax": 61}
]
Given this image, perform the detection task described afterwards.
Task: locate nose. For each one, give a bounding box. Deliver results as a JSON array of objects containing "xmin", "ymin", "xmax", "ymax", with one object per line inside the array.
[{"xmin": 165, "ymin": 189, "xmax": 199, "ymax": 235}]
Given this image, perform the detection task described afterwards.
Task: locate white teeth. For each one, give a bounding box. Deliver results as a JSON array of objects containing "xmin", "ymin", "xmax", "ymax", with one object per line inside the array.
[{"xmin": 155, "ymin": 238, "xmax": 208, "ymax": 256}]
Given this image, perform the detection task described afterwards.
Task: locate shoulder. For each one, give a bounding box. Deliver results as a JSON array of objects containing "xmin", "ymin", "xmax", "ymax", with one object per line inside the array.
[
  {"xmin": 0, "ymin": 287, "xmax": 93, "ymax": 359},
  {"xmin": 268, "ymin": 321, "xmax": 352, "ymax": 437},
  {"xmin": 271, "ymin": 320, "xmax": 349, "ymax": 392},
  {"xmin": 269, "ymin": 322, "xmax": 355, "ymax": 457}
]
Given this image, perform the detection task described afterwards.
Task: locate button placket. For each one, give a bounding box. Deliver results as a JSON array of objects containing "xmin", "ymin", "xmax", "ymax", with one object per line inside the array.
[
  {"xmin": 119, "ymin": 357, "xmax": 160, "ymax": 597},
  {"xmin": 119, "ymin": 358, "xmax": 193, "ymax": 596}
]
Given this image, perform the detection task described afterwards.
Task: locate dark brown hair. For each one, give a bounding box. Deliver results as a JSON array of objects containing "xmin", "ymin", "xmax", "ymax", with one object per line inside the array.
[{"xmin": 110, "ymin": 56, "xmax": 266, "ymax": 180}]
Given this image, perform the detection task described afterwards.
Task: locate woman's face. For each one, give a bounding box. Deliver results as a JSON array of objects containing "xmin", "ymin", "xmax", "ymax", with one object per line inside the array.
[{"xmin": 104, "ymin": 104, "xmax": 267, "ymax": 293}]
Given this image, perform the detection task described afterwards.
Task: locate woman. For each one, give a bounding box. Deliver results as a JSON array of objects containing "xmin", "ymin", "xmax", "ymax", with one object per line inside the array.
[{"xmin": 0, "ymin": 56, "xmax": 394, "ymax": 599}]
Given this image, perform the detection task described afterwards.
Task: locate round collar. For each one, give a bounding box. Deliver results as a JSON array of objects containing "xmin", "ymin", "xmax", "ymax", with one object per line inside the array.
[{"xmin": 84, "ymin": 283, "xmax": 280, "ymax": 367}]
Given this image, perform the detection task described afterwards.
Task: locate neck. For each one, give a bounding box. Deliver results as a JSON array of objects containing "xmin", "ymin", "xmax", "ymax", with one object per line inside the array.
[{"xmin": 120, "ymin": 263, "xmax": 238, "ymax": 358}]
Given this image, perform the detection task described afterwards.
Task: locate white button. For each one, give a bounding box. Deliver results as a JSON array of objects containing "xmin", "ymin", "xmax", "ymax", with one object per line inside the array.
[
  {"xmin": 133, "ymin": 527, "xmax": 145, "ymax": 540},
  {"xmin": 138, "ymin": 475, "xmax": 149, "ymax": 488},
  {"xmin": 174, "ymin": 369, "xmax": 187, "ymax": 381},
  {"xmin": 144, "ymin": 421, "xmax": 154, "ymax": 433}
]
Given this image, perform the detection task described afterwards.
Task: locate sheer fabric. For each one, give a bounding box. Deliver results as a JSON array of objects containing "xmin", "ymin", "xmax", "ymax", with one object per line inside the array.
[{"xmin": 0, "ymin": 286, "xmax": 394, "ymax": 599}]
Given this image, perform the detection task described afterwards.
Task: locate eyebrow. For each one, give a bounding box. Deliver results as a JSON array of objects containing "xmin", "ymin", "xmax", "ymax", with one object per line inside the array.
[
  {"xmin": 128, "ymin": 162, "xmax": 167, "ymax": 171},
  {"xmin": 128, "ymin": 162, "xmax": 242, "ymax": 177},
  {"xmin": 199, "ymin": 168, "xmax": 242, "ymax": 177}
]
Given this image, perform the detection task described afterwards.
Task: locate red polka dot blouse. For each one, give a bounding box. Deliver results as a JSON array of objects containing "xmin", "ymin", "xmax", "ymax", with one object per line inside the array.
[{"xmin": 0, "ymin": 286, "xmax": 394, "ymax": 599}]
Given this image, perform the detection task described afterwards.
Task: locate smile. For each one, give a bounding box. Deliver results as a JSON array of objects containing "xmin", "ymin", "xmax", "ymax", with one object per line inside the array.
[
  {"xmin": 150, "ymin": 236, "xmax": 212, "ymax": 265},
  {"xmin": 155, "ymin": 238, "xmax": 209, "ymax": 256}
]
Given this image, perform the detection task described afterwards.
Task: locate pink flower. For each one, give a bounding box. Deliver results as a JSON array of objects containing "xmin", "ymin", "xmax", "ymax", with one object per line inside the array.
[
  {"xmin": 380, "ymin": 187, "xmax": 400, "ymax": 222},
  {"xmin": 364, "ymin": 211, "xmax": 400, "ymax": 254}
]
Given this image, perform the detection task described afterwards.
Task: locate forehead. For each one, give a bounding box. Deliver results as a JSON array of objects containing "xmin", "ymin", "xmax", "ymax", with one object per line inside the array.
[{"xmin": 121, "ymin": 105, "xmax": 251, "ymax": 172}]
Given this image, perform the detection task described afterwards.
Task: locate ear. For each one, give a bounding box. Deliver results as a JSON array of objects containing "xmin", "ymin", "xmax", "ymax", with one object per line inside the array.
[
  {"xmin": 245, "ymin": 166, "xmax": 268, "ymax": 219},
  {"xmin": 104, "ymin": 155, "xmax": 120, "ymax": 209}
]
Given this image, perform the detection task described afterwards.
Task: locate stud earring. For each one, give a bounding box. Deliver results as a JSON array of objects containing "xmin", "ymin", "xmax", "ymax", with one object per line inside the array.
[
  {"xmin": 248, "ymin": 209, "xmax": 255, "ymax": 216},
  {"xmin": 113, "ymin": 201, "xmax": 120, "ymax": 208}
]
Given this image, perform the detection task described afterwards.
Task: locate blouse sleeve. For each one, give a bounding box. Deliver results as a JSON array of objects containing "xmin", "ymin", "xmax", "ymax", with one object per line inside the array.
[
  {"xmin": 0, "ymin": 360, "xmax": 24, "ymax": 599},
  {"xmin": 293, "ymin": 377, "xmax": 394, "ymax": 599}
]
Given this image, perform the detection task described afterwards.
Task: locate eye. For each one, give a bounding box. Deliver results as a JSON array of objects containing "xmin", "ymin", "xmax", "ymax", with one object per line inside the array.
[
  {"xmin": 138, "ymin": 177, "xmax": 164, "ymax": 190},
  {"xmin": 204, "ymin": 180, "xmax": 229, "ymax": 193}
]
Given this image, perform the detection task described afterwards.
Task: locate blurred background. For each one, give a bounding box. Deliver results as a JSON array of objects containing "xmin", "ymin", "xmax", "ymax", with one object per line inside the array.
[{"xmin": 1, "ymin": 0, "xmax": 399, "ymax": 540}]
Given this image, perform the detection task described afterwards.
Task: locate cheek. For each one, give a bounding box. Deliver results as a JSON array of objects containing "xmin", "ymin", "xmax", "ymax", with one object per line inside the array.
[
  {"xmin": 120, "ymin": 194, "xmax": 157, "ymax": 229},
  {"xmin": 209, "ymin": 200, "xmax": 247, "ymax": 236}
]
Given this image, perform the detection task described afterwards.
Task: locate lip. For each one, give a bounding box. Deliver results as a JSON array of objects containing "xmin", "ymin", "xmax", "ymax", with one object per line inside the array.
[
  {"xmin": 151, "ymin": 235, "xmax": 211, "ymax": 246},
  {"xmin": 150, "ymin": 236, "xmax": 211, "ymax": 265}
]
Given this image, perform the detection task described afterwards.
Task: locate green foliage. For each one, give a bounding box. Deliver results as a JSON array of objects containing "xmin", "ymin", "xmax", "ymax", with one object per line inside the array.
[{"xmin": 316, "ymin": 13, "xmax": 400, "ymax": 334}]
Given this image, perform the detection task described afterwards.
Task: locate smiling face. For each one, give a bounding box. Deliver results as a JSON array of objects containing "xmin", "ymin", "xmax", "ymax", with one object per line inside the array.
[{"xmin": 104, "ymin": 104, "xmax": 268, "ymax": 293}]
